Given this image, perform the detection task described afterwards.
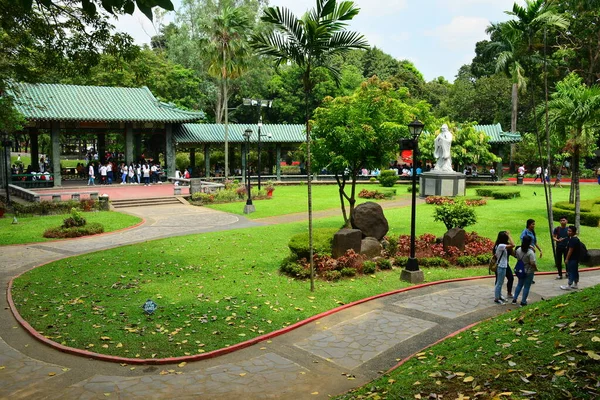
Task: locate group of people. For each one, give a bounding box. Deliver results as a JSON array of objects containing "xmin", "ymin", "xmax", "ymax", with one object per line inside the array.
[
  {"xmin": 492, "ymin": 217, "xmax": 582, "ymax": 306},
  {"xmin": 87, "ymin": 161, "xmax": 163, "ymax": 186}
]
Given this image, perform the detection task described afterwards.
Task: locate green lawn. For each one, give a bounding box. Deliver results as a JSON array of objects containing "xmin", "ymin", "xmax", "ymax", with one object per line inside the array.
[
  {"xmin": 9, "ymin": 183, "xmax": 600, "ymax": 359},
  {"xmin": 337, "ymin": 286, "xmax": 600, "ymax": 399},
  {"xmin": 0, "ymin": 211, "xmax": 142, "ymax": 245},
  {"xmin": 207, "ymin": 183, "xmax": 412, "ymax": 219}
]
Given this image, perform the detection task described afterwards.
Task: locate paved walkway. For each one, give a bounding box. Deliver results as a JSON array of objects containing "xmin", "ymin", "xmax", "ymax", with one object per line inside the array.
[{"xmin": 1, "ymin": 198, "xmax": 600, "ymax": 399}]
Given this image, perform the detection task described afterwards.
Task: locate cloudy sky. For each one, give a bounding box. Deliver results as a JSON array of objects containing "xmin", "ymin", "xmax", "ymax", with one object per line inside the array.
[{"xmin": 112, "ymin": 0, "xmax": 520, "ymax": 82}]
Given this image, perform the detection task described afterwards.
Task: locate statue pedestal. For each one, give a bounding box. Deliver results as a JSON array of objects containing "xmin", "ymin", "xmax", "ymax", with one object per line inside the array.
[{"xmin": 419, "ymin": 171, "xmax": 466, "ymax": 198}]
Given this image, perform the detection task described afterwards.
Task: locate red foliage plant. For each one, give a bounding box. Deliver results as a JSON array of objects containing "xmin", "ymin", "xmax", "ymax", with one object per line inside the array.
[{"xmin": 393, "ymin": 231, "xmax": 493, "ymax": 263}]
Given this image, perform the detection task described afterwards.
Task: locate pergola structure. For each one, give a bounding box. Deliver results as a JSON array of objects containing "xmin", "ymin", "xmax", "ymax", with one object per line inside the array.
[{"xmin": 8, "ymin": 82, "xmax": 204, "ymax": 186}]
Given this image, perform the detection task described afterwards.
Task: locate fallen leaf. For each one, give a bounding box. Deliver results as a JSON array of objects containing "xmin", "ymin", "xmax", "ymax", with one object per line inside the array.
[
  {"xmin": 178, "ymin": 362, "xmax": 187, "ymax": 368},
  {"xmin": 586, "ymin": 350, "xmax": 600, "ymax": 360},
  {"xmin": 239, "ymin": 373, "xmax": 246, "ymax": 377},
  {"xmin": 48, "ymin": 372, "xmax": 56, "ymax": 376},
  {"xmin": 463, "ymin": 376, "xmax": 474, "ymax": 383},
  {"xmin": 592, "ymin": 336, "xmax": 600, "ymax": 342}
]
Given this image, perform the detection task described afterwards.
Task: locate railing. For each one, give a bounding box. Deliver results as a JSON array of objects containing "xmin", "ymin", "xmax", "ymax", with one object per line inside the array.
[{"xmin": 8, "ymin": 184, "xmax": 99, "ymax": 202}]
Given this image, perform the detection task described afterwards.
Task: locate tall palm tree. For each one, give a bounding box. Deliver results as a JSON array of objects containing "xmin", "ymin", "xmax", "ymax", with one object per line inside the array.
[
  {"xmin": 546, "ymin": 73, "xmax": 600, "ymax": 231},
  {"xmin": 252, "ymin": 0, "xmax": 368, "ymax": 291},
  {"xmin": 202, "ymin": 3, "xmax": 251, "ymax": 178}
]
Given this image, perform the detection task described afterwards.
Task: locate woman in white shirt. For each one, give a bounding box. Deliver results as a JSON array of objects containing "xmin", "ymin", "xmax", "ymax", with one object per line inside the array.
[{"xmin": 493, "ymin": 231, "xmax": 515, "ymax": 304}]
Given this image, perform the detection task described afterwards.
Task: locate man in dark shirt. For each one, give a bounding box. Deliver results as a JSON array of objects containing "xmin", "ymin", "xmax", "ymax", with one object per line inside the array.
[
  {"xmin": 561, "ymin": 225, "xmax": 580, "ymax": 290},
  {"xmin": 552, "ymin": 216, "xmax": 569, "ymax": 279}
]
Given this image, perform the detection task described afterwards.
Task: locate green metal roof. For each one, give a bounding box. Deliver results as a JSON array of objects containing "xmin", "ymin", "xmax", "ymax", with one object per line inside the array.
[
  {"xmin": 11, "ymin": 82, "xmax": 205, "ymax": 123},
  {"xmin": 475, "ymin": 123, "xmax": 522, "ymax": 144},
  {"xmin": 176, "ymin": 124, "xmax": 306, "ymax": 144}
]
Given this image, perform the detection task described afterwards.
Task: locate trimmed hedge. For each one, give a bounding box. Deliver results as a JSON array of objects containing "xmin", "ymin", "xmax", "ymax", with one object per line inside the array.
[
  {"xmin": 43, "ymin": 222, "xmax": 104, "ymax": 238},
  {"xmin": 491, "ymin": 191, "xmax": 521, "ymax": 199},
  {"xmin": 475, "ymin": 188, "xmax": 495, "ymax": 197},
  {"xmin": 378, "ymin": 170, "xmax": 398, "ymax": 187},
  {"xmin": 288, "ymin": 228, "xmax": 339, "ymax": 259},
  {"xmin": 553, "ymin": 199, "xmax": 600, "ymax": 227}
]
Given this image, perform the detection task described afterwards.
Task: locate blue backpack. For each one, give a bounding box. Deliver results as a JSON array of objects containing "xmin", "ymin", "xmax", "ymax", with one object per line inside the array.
[{"xmin": 514, "ymin": 254, "xmax": 526, "ymax": 279}]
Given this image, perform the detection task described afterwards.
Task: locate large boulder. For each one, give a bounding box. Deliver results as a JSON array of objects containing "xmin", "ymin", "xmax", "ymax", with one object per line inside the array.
[
  {"xmin": 443, "ymin": 227, "xmax": 466, "ymax": 252},
  {"xmin": 360, "ymin": 237, "xmax": 383, "ymax": 258},
  {"xmin": 351, "ymin": 202, "xmax": 389, "ymax": 240},
  {"xmin": 582, "ymin": 249, "xmax": 600, "ymax": 267},
  {"xmin": 332, "ymin": 229, "xmax": 362, "ymax": 258}
]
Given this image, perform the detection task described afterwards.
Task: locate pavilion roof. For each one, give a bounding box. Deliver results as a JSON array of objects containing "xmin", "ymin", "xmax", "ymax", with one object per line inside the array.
[
  {"xmin": 10, "ymin": 83, "xmax": 205, "ymax": 123},
  {"xmin": 476, "ymin": 123, "xmax": 522, "ymax": 144},
  {"xmin": 175, "ymin": 124, "xmax": 306, "ymax": 144}
]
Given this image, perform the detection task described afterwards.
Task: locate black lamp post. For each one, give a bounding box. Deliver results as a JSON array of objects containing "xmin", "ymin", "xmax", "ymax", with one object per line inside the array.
[
  {"xmin": 1, "ymin": 131, "xmax": 11, "ymax": 204},
  {"xmin": 243, "ymin": 128, "xmax": 255, "ymax": 214},
  {"xmin": 402, "ymin": 119, "xmax": 425, "ymax": 282},
  {"xmin": 243, "ymin": 98, "xmax": 273, "ymax": 190}
]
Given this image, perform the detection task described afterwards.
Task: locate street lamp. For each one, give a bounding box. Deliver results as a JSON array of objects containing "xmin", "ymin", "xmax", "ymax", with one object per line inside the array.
[
  {"xmin": 1, "ymin": 131, "xmax": 11, "ymax": 205},
  {"xmin": 243, "ymin": 128, "xmax": 255, "ymax": 214},
  {"xmin": 243, "ymin": 98, "xmax": 273, "ymax": 190},
  {"xmin": 401, "ymin": 119, "xmax": 425, "ymax": 283}
]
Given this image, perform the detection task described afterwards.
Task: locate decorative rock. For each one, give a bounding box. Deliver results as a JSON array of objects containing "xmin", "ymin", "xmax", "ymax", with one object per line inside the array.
[
  {"xmin": 332, "ymin": 229, "xmax": 363, "ymax": 258},
  {"xmin": 351, "ymin": 202, "xmax": 389, "ymax": 240},
  {"xmin": 443, "ymin": 227, "xmax": 465, "ymax": 252},
  {"xmin": 583, "ymin": 249, "xmax": 600, "ymax": 267},
  {"xmin": 360, "ymin": 237, "xmax": 383, "ymax": 258}
]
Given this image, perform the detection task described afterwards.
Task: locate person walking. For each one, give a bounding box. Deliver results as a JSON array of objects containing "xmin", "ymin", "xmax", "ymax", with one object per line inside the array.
[
  {"xmin": 520, "ymin": 219, "xmax": 542, "ymax": 258},
  {"xmin": 87, "ymin": 163, "xmax": 95, "ymax": 186},
  {"xmin": 512, "ymin": 235, "xmax": 537, "ymax": 306},
  {"xmin": 596, "ymin": 165, "xmax": 600, "ymax": 185},
  {"xmin": 534, "ymin": 166, "xmax": 542, "ymax": 182},
  {"xmin": 554, "ymin": 171, "xmax": 563, "ymax": 188},
  {"xmin": 493, "ymin": 231, "xmax": 515, "ymax": 305},
  {"xmin": 553, "ymin": 216, "xmax": 569, "ymax": 279},
  {"xmin": 561, "ymin": 226, "xmax": 581, "ymax": 290}
]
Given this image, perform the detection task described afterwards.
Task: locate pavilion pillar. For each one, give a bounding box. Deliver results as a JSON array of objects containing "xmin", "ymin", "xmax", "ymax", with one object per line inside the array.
[
  {"xmin": 165, "ymin": 124, "xmax": 175, "ymax": 177},
  {"xmin": 189, "ymin": 148, "xmax": 196, "ymax": 176},
  {"xmin": 496, "ymin": 146, "xmax": 504, "ymax": 178},
  {"xmin": 134, "ymin": 133, "xmax": 142, "ymax": 162},
  {"xmin": 204, "ymin": 144, "xmax": 210, "ymax": 178},
  {"xmin": 30, "ymin": 128, "xmax": 39, "ymax": 172},
  {"xmin": 51, "ymin": 121, "xmax": 61, "ymax": 186},
  {"xmin": 276, "ymin": 144, "xmax": 282, "ymax": 181},
  {"xmin": 125, "ymin": 123, "xmax": 134, "ymax": 165},
  {"xmin": 97, "ymin": 133, "xmax": 106, "ymax": 163}
]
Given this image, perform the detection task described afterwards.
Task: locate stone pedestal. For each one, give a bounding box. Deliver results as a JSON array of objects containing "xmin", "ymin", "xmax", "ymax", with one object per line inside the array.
[
  {"xmin": 419, "ymin": 171, "xmax": 466, "ymax": 197},
  {"xmin": 189, "ymin": 178, "xmax": 203, "ymax": 195},
  {"xmin": 98, "ymin": 195, "xmax": 110, "ymax": 211},
  {"xmin": 400, "ymin": 269, "xmax": 424, "ymax": 283}
]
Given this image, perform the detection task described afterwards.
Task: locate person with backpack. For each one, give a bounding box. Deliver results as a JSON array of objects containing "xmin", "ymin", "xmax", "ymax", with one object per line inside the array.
[
  {"xmin": 561, "ymin": 225, "xmax": 581, "ymax": 290},
  {"xmin": 493, "ymin": 231, "xmax": 515, "ymax": 305},
  {"xmin": 553, "ymin": 216, "xmax": 569, "ymax": 279},
  {"xmin": 512, "ymin": 235, "xmax": 537, "ymax": 306}
]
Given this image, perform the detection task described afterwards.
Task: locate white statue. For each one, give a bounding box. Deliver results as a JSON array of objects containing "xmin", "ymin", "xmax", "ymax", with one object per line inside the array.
[{"xmin": 433, "ymin": 124, "xmax": 454, "ymax": 172}]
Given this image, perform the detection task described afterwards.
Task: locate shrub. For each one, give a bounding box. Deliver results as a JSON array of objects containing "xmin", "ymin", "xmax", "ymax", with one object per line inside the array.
[
  {"xmin": 191, "ymin": 192, "xmax": 215, "ymax": 204},
  {"xmin": 433, "ymin": 202, "xmax": 477, "ymax": 230},
  {"xmin": 456, "ymin": 255, "xmax": 478, "ymax": 267},
  {"xmin": 419, "ymin": 257, "xmax": 450, "ymax": 268},
  {"xmin": 492, "ymin": 191, "xmax": 521, "ymax": 199},
  {"xmin": 340, "ymin": 267, "xmax": 356, "ymax": 277},
  {"xmin": 377, "ymin": 258, "xmax": 392, "ymax": 270},
  {"xmin": 363, "ymin": 261, "xmax": 377, "ymax": 274},
  {"xmin": 369, "ymin": 177, "xmax": 377, "ymax": 182},
  {"xmin": 464, "ymin": 198, "xmax": 487, "ymax": 206},
  {"xmin": 385, "ymin": 236, "xmax": 398, "ymax": 257},
  {"xmin": 358, "ymin": 188, "xmax": 395, "ymax": 200},
  {"xmin": 279, "ymin": 259, "xmax": 311, "ymax": 279},
  {"xmin": 288, "ymin": 228, "xmax": 338, "ymax": 260},
  {"xmin": 394, "ymin": 256, "xmax": 408, "ymax": 267},
  {"xmin": 378, "ymin": 170, "xmax": 398, "ymax": 187},
  {"xmin": 407, "ymin": 184, "xmax": 419, "ymax": 193},
  {"xmin": 62, "ymin": 208, "xmax": 86, "ymax": 228},
  {"xmin": 336, "ymin": 249, "xmax": 365, "ymax": 273},
  {"xmin": 11, "ymin": 200, "xmax": 99, "ymax": 216},
  {"xmin": 426, "ymin": 196, "xmax": 454, "ymax": 205},
  {"xmin": 476, "ymin": 254, "xmax": 492, "ymax": 265},
  {"xmin": 475, "ymin": 188, "xmax": 494, "ymax": 197},
  {"xmin": 323, "ymin": 270, "xmax": 341, "ymax": 281},
  {"xmin": 43, "ymin": 222, "xmax": 104, "ymax": 238}
]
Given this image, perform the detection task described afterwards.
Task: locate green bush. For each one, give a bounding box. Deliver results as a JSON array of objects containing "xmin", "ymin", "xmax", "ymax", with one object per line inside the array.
[
  {"xmin": 369, "ymin": 177, "xmax": 377, "ymax": 182},
  {"xmin": 394, "ymin": 256, "xmax": 408, "ymax": 267},
  {"xmin": 419, "ymin": 257, "xmax": 450, "ymax": 268},
  {"xmin": 377, "ymin": 258, "xmax": 393, "ymax": 270},
  {"xmin": 385, "ymin": 236, "xmax": 398, "ymax": 257},
  {"xmin": 191, "ymin": 192, "xmax": 215, "ymax": 204},
  {"xmin": 456, "ymin": 255, "xmax": 478, "ymax": 267},
  {"xmin": 340, "ymin": 267, "xmax": 356, "ymax": 277},
  {"xmin": 407, "ymin": 184, "xmax": 419, "ymax": 193},
  {"xmin": 282, "ymin": 165, "xmax": 301, "ymax": 174},
  {"xmin": 43, "ymin": 222, "xmax": 104, "ymax": 238},
  {"xmin": 288, "ymin": 228, "xmax": 339, "ymax": 260},
  {"xmin": 477, "ymin": 254, "xmax": 492, "ymax": 265},
  {"xmin": 363, "ymin": 261, "xmax": 377, "ymax": 274},
  {"xmin": 323, "ymin": 270, "xmax": 342, "ymax": 281},
  {"xmin": 475, "ymin": 188, "xmax": 495, "ymax": 197},
  {"xmin": 492, "ymin": 191, "xmax": 521, "ymax": 199},
  {"xmin": 12, "ymin": 200, "xmax": 100, "ymax": 216},
  {"xmin": 62, "ymin": 208, "xmax": 86, "ymax": 228},
  {"xmin": 378, "ymin": 170, "xmax": 398, "ymax": 187},
  {"xmin": 279, "ymin": 260, "xmax": 311, "ymax": 279},
  {"xmin": 433, "ymin": 202, "xmax": 477, "ymax": 230},
  {"xmin": 552, "ymin": 200, "xmax": 600, "ymax": 227}
]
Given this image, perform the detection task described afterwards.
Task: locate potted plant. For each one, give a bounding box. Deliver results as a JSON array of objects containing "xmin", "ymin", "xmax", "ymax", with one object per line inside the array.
[{"xmin": 265, "ymin": 181, "xmax": 275, "ymax": 197}]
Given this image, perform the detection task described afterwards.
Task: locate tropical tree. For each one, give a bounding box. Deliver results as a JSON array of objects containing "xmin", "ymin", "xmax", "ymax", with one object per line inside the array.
[
  {"xmin": 252, "ymin": 0, "xmax": 368, "ymax": 291},
  {"xmin": 545, "ymin": 73, "xmax": 600, "ymax": 231},
  {"xmin": 16, "ymin": 0, "xmax": 174, "ymax": 19},
  {"xmin": 312, "ymin": 77, "xmax": 432, "ymax": 226}
]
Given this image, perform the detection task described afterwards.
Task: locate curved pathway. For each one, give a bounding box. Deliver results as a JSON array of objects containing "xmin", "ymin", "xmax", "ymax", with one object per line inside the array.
[{"xmin": 2, "ymin": 201, "xmax": 600, "ymax": 399}]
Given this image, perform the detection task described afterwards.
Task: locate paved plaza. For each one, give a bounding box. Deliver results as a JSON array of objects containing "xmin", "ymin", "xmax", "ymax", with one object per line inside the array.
[{"xmin": 1, "ymin": 191, "xmax": 600, "ymax": 399}]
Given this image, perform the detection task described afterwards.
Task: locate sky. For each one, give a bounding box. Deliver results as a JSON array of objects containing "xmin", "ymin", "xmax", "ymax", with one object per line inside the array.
[{"xmin": 111, "ymin": 0, "xmax": 521, "ymax": 83}]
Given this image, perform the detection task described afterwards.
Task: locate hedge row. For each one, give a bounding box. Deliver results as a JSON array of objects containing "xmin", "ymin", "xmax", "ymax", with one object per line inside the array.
[
  {"xmin": 475, "ymin": 189, "xmax": 521, "ymax": 199},
  {"xmin": 553, "ymin": 198, "xmax": 600, "ymax": 227},
  {"xmin": 43, "ymin": 222, "xmax": 104, "ymax": 238}
]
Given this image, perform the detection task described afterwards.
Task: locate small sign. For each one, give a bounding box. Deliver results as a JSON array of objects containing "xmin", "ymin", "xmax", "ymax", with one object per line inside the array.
[{"xmin": 142, "ymin": 299, "xmax": 158, "ymax": 315}]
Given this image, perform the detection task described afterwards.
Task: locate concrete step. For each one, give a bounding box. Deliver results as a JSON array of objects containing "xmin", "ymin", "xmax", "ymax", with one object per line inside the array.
[{"xmin": 111, "ymin": 197, "xmax": 183, "ymax": 209}]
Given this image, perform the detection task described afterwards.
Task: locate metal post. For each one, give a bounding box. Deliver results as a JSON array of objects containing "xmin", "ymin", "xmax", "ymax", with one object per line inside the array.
[
  {"xmin": 1, "ymin": 135, "xmax": 10, "ymax": 204},
  {"xmin": 258, "ymin": 114, "xmax": 262, "ymax": 190},
  {"xmin": 243, "ymin": 128, "xmax": 255, "ymax": 214},
  {"xmin": 406, "ymin": 143, "xmax": 419, "ymax": 271}
]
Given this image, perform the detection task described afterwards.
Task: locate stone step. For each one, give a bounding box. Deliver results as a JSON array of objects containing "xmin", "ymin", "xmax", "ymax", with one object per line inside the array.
[{"xmin": 111, "ymin": 197, "xmax": 183, "ymax": 209}]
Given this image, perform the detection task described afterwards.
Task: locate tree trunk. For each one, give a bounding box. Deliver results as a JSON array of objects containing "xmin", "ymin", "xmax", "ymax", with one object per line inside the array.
[
  {"xmin": 336, "ymin": 174, "xmax": 349, "ymax": 227},
  {"xmin": 510, "ymin": 82, "xmax": 518, "ymax": 173},
  {"xmin": 223, "ymin": 75, "xmax": 229, "ymax": 179},
  {"xmin": 304, "ymin": 67, "xmax": 314, "ymax": 292},
  {"xmin": 573, "ymin": 143, "xmax": 581, "ymax": 232},
  {"xmin": 569, "ymin": 155, "xmax": 575, "ymax": 204}
]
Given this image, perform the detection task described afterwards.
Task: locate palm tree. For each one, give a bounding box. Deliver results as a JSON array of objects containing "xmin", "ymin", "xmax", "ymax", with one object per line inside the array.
[
  {"xmin": 252, "ymin": 0, "xmax": 368, "ymax": 291},
  {"xmin": 201, "ymin": 3, "xmax": 251, "ymax": 179},
  {"xmin": 546, "ymin": 73, "xmax": 600, "ymax": 231}
]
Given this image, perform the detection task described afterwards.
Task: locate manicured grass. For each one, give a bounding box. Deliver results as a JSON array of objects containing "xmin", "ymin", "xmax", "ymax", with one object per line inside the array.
[
  {"xmin": 9, "ymin": 184, "xmax": 600, "ymax": 359},
  {"xmin": 0, "ymin": 211, "xmax": 142, "ymax": 246},
  {"xmin": 205, "ymin": 183, "xmax": 412, "ymax": 219},
  {"xmin": 337, "ymin": 286, "xmax": 600, "ymax": 399}
]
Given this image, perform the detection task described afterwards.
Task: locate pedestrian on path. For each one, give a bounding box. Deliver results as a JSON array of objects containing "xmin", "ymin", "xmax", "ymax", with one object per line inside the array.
[
  {"xmin": 87, "ymin": 163, "xmax": 95, "ymax": 186},
  {"xmin": 512, "ymin": 235, "xmax": 537, "ymax": 306},
  {"xmin": 553, "ymin": 216, "xmax": 569, "ymax": 279},
  {"xmin": 561, "ymin": 225, "xmax": 581, "ymax": 290},
  {"xmin": 493, "ymin": 231, "xmax": 515, "ymax": 305},
  {"xmin": 554, "ymin": 171, "xmax": 563, "ymax": 188},
  {"xmin": 520, "ymin": 219, "xmax": 542, "ymax": 258},
  {"xmin": 534, "ymin": 166, "xmax": 542, "ymax": 182}
]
